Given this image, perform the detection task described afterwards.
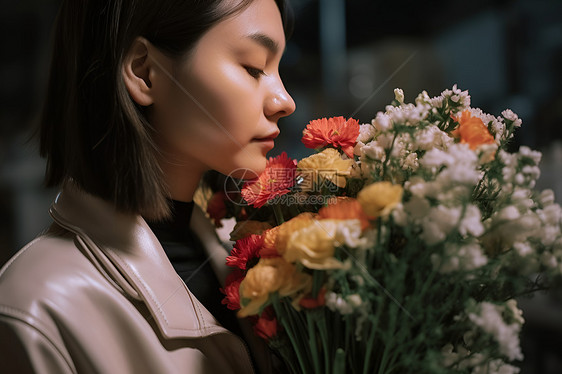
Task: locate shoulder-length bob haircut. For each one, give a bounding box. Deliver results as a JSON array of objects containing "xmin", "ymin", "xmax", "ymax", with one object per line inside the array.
[{"xmin": 40, "ymin": 0, "xmax": 292, "ymax": 220}]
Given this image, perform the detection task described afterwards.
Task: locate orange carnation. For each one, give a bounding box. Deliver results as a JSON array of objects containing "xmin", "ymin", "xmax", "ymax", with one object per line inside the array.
[
  {"xmin": 452, "ymin": 110, "xmax": 495, "ymax": 150},
  {"xmin": 241, "ymin": 152, "xmax": 297, "ymax": 208},
  {"xmin": 318, "ymin": 197, "xmax": 371, "ymax": 231},
  {"xmin": 301, "ymin": 116, "xmax": 360, "ymax": 158}
]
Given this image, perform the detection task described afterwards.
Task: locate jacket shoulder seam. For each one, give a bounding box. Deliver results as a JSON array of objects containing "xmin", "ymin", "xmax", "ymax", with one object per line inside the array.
[
  {"xmin": 0, "ymin": 305, "xmax": 76, "ymax": 373},
  {"xmin": 0, "ymin": 236, "xmax": 46, "ymax": 278}
]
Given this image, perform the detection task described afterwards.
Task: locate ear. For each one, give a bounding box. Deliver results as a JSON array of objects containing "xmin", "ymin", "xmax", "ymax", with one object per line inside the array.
[{"xmin": 122, "ymin": 37, "xmax": 155, "ymax": 106}]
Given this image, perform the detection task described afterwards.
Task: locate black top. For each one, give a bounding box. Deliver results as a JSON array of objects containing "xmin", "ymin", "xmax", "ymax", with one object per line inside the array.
[{"xmin": 146, "ymin": 200, "xmax": 244, "ymax": 339}]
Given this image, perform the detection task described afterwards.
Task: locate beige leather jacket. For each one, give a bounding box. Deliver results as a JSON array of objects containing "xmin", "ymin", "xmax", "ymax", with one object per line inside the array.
[{"xmin": 0, "ymin": 185, "xmax": 270, "ymax": 373}]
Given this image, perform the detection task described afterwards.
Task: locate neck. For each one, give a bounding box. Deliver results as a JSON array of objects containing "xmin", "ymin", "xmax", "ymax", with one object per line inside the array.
[{"xmin": 158, "ymin": 155, "xmax": 206, "ymax": 203}]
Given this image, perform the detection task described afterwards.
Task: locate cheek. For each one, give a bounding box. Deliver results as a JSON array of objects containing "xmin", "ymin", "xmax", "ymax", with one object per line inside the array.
[
  {"xmin": 150, "ymin": 60, "xmax": 266, "ymax": 170},
  {"xmin": 186, "ymin": 64, "xmax": 262, "ymax": 137}
]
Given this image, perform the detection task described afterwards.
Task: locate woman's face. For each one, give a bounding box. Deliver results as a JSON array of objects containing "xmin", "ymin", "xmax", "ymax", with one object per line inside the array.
[{"xmin": 148, "ymin": 0, "xmax": 295, "ymax": 179}]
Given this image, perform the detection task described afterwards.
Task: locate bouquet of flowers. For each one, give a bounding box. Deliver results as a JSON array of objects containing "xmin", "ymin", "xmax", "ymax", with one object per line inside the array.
[{"xmin": 209, "ymin": 86, "xmax": 562, "ymax": 373}]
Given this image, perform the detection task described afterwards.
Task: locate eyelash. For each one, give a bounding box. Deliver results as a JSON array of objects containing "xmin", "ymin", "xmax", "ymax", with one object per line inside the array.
[{"xmin": 245, "ymin": 66, "xmax": 266, "ymax": 79}]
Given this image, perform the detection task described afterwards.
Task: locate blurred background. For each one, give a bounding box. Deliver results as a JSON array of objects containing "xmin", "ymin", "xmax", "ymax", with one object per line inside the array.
[{"xmin": 1, "ymin": 0, "xmax": 561, "ymax": 371}]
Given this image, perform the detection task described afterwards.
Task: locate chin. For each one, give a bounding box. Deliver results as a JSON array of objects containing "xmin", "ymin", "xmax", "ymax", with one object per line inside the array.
[{"xmin": 224, "ymin": 157, "xmax": 266, "ymax": 180}]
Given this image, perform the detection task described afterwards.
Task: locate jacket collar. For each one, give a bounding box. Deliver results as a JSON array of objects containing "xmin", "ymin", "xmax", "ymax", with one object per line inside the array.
[{"xmin": 49, "ymin": 184, "xmax": 226, "ymax": 339}]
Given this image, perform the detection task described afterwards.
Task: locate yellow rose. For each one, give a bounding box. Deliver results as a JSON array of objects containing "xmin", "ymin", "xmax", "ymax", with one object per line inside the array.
[
  {"xmin": 238, "ymin": 257, "xmax": 311, "ymax": 317},
  {"xmin": 357, "ymin": 182, "xmax": 403, "ymax": 218},
  {"xmin": 284, "ymin": 219, "xmax": 362, "ymax": 270},
  {"xmin": 274, "ymin": 212, "xmax": 316, "ymax": 255},
  {"xmin": 297, "ymin": 148, "xmax": 353, "ymax": 188}
]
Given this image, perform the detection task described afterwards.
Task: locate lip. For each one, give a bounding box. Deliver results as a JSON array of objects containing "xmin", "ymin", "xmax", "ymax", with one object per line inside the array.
[
  {"xmin": 252, "ymin": 130, "xmax": 280, "ymax": 142},
  {"xmin": 252, "ymin": 130, "xmax": 279, "ymax": 151},
  {"xmin": 252, "ymin": 138, "xmax": 275, "ymax": 150}
]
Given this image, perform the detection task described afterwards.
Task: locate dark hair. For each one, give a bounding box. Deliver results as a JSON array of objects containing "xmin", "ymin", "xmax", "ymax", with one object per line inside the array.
[{"xmin": 40, "ymin": 0, "xmax": 292, "ymax": 220}]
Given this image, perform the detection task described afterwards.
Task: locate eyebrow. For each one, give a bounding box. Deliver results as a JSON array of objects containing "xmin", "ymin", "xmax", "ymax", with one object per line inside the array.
[{"xmin": 246, "ymin": 32, "xmax": 280, "ymax": 55}]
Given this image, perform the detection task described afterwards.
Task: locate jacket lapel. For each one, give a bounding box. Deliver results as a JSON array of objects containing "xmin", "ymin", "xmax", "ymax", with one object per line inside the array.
[{"xmin": 49, "ymin": 185, "xmax": 227, "ymax": 340}]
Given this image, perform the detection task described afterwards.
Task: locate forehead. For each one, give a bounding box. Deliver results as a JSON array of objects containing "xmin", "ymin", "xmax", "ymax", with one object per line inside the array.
[{"xmin": 207, "ymin": 0, "xmax": 286, "ymax": 51}]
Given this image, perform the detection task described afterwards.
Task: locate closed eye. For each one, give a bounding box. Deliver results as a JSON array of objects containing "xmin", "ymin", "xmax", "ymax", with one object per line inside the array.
[{"xmin": 245, "ymin": 66, "xmax": 266, "ymax": 79}]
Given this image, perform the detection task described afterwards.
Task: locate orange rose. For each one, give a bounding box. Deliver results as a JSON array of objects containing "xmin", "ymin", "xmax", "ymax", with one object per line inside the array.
[{"xmin": 452, "ymin": 110, "xmax": 495, "ymax": 150}]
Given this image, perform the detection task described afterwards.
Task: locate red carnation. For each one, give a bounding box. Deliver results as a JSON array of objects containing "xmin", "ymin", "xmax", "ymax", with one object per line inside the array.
[
  {"xmin": 226, "ymin": 234, "xmax": 264, "ymax": 270},
  {"xmin": 301, "ymin": 116, "xmax": 360, "ymax": 158},
  {"xmin": 206, "ymin": 191, "xmax": 228, "ymax": 228},
  {"xmin": 299, "ymin": 288, "xmax": 327, "ymax": 309},
  {"xmin": 241, "ymin": 152, "xmax": 297, "ymax": 208},
  {"xmin": 252, "ymin": 307, "xmax": 279, "ymax": 340},
  {"xmin": 220, "ymin": 270, "xmax": 245, "ymax": 311}
]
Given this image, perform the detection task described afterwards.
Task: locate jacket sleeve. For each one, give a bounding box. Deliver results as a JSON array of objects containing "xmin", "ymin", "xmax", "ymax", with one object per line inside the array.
[{"xmin": 0, "ymin": 315, "xmax": 76, "ymax": 374}]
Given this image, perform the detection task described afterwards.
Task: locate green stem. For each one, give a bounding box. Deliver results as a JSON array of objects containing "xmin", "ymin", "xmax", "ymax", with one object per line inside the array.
[
  {"xmin": 362, "ymin": 318, "xmax": 377, "ymax": 374},
  {"xmin": 307, "ymin": 312, "xmax": 321, "ymax": 373},
  {"xmin": 312, "ymin": 309, "xmax": 331, "ymax": 374},
  {"xmin": 378, "ymin": 304, "xmax": 397, "ymax": 374},
  {"xmin": 344, "ymin": 316, "xmax": 351, "ymax": 368},
  {"xmin": 382, "ymin": 132, "xmax": 398, "ymax": 180},
  {"xmin": 272, "ymin": 204, "xmax": 285, "ymax": 225},
  {"xmin": 312, "ymin": 270, "xmax": 323, "ymax": 298},
  {"xmin": 289, "ymin": 203, "xmax": 301, "ymax": 218},
  {"xmin": 272, "ymin": 338, "xmax": 299, "ymax": 374},
  {"xmin": 333, "ymin": 348, "xmax": 346, "ymax": 374},
  {"xmin": 283, "ymin": 300, "xmax": 314, "ymax": 372},
  {"xmin": 272, "ymin": 298, "xmax": 307, "ymax": 373},
  {"xmin": 418, "ymin": 268, "xmax": 437, "ymax": 301},
  {"xmin": 331, "ymin": 311, "xmax": 342, "ymax": 373},
  {"xmin": 283, "ymin": 350, "xmax": 300, "ymax": 374}
]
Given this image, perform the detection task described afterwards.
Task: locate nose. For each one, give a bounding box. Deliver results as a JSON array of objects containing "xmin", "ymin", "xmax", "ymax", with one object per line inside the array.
[{"xmin": 265, "ymin": 78, "xmax": 296, "ymax": 121}]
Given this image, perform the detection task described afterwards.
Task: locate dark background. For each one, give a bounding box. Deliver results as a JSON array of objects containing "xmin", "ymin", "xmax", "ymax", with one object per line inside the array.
[{"xmin": 1, "ymin": 0, "xmax": 561, "ymax": 371}]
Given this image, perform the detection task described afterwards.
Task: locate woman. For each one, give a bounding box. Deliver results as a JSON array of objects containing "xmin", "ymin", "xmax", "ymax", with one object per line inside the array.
[{"xmin": 0, "ymin": 0, "xmax": 295, "ymax": 373}]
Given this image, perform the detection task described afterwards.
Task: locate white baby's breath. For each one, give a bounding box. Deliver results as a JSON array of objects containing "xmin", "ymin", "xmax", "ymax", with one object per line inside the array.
[
  {"xmin": 420, "ymin": 205, "xmax": 462, "ymax": 245},
  {"xmin": 360, "ymin": 141, "xmax": 386, "ymax": 161},
  {"xmin": 357, "ymin": 123, "xmax": 376, "ymax": 144},
  {"xmin": 394, "ymin": 88, "xmax": 404, "ymax": 104},
  {"xmin": 432, "ymin": 242, "xmax": 487, "ymax": 273},
  {"xmin": 502, "ymin": 109, "xmax": 523, "ymax": 128},
  {"xmin": 468, "ymin": 302, "xmax": 523, "ymax": 361},
  {"xmin": 371, "ymin": 112, "xmax": 391, "ymax": 132}
]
